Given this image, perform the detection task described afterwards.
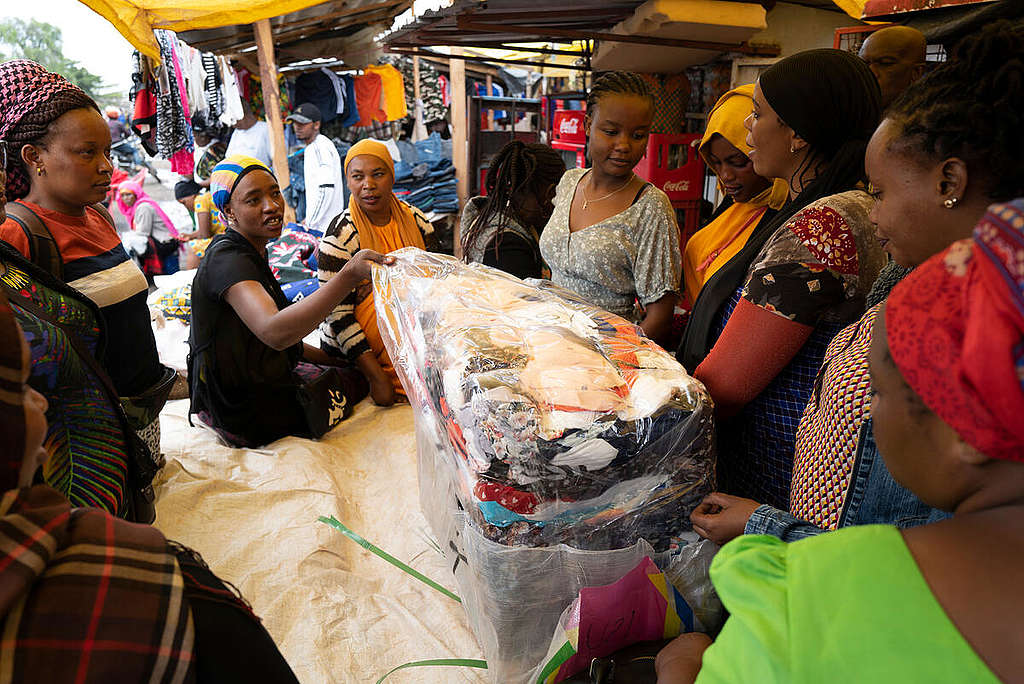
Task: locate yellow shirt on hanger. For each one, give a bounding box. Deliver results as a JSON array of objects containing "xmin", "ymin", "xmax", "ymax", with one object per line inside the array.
[{"xmin": 365, "ymin": 64, "xmax": 407, "ymax": 121}]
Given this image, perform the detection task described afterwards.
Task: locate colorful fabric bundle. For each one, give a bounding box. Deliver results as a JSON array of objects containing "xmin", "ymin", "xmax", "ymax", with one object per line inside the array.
[{"xmin": 533, "ymin": 556, "xmax": 696, "ymax": 683}]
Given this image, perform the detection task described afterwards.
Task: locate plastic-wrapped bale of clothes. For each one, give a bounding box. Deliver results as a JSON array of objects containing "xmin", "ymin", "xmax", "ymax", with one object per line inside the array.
[{"xmin": 374, "ymin": 248, "xmax": 715, "ymax": 682}]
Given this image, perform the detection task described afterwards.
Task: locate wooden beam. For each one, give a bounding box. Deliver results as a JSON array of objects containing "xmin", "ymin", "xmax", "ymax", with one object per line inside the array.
[
  {"xmin": 485, "ymin": 75, "xmax": 494, "ymax": 129},
  {"xmin": 388, "ymin": 47, "xmax": 592, "ymax": 72},
  {"xmin": 450, "ymin": 47, "xmax": 468, "ymax": 257},
  {"xmin": 455, "ymin": 19, "xmax": 781, "ymax": 55},
  {"xmin": 253, "ymin": 18, "xmax": 295, "ymax": 224}
]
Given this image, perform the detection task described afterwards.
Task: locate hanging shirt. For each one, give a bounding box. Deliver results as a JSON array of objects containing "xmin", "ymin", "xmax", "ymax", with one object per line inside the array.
[
  {"xmin": 340, "ymin": 75, "xmax": 360, "ymax": 127},
  {"xmin": 354, "ymin": 72, "xmax": 386, "ymax": 126},
  {"xmin": 226, "ymin": 120, "xmax": 273, "ymax": 168},
  {"xmin": 302, "ymin": 134, "xmax": 346, "ymax": 234},
  {"xmin": 365, "ymin": 64, "xmax": 407, "ymax": 121}
]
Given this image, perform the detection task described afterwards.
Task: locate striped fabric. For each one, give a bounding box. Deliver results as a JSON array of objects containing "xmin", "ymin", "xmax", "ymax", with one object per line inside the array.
[
  {"xmin": 317, "ymin": 205, "xmax": 432, "ymax": 360},
  {"xmin": 0, "ymin": 485, "xmax": 195, "ymax": 682}
]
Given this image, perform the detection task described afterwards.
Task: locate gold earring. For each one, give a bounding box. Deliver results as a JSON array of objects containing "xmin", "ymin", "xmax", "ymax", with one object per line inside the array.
[
  {"xmin": 36, "ymin": 166, "xmax": 44, "ymax": 176},
  {"xmin": 790, "ymin": 146, "xmax": 796, "ymax": 153},
  {"xmin": 943, "ymin": 197, "xmax": 959, "ymax": 209}
]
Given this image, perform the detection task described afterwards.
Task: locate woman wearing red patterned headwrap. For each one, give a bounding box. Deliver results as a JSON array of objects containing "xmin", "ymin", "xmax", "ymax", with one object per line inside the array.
[
  {"xmin": 0, "ymin": 59, "xmax": 170, "ymax": 461},
  {"xmin": 655, "ymin": 200, "xmax": 1024, "ymax": 684}
]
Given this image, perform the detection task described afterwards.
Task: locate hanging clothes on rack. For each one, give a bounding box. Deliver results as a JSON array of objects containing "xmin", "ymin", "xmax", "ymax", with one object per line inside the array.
[
  {"xmin": 354, "ymin": 71, "xmax": 386, "ymax": 127},
  {"xmin": 218, "ymin": 57, "xmax": 244, "ymax": 126},
  {"xmin": 129, "ymin": 51, "xmax": 158, "ymax": 156},
  {"xmin": 365, "ymin": 63, "xmax": 407, "ymax": 121},
  {"xmin": 153, "ymin": 29, "xmax": 194, "ymax": 175},
  {"xmin": 340, "ymin": 74, "xmax": 360, "ymax": 127},
  {"xmin": 294, "ymin": 70, "xmax": 338, "ymax": 123},
  {"xmin": 322, "ymin": 67, "xmax": 345, "ymax": 118}
]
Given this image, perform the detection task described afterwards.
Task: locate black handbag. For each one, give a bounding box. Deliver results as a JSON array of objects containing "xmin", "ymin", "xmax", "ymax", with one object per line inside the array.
[
  {"xmin": 295, "ymin": 366, "xmax": 353, "ymax": 438},
  {"xmin": 561, "ymin": 639, "xmax": 674, "ymax": 684}
]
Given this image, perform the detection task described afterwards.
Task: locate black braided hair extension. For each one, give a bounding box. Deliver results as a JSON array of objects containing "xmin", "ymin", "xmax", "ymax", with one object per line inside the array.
[
  {"xmin": 585, "ymin": 71, "xmax": 655, "ymax": 115},
  {"xmin": 885, "ymin": 19, "xmax": 1024, "ymax": 202},
  {"xmin": 462, "ymin": 140, "xmax": 565, "ymax": 258}
]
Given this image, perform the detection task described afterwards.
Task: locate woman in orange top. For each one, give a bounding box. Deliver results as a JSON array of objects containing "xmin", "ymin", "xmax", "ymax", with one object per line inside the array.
[{"xmin": 317, "ymin": 139, "xmax": 433, "ymax": 405}]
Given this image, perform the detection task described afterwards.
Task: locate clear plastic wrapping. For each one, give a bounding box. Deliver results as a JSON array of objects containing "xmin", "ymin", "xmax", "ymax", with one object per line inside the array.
[{"xmin": 374, "ymin": 249, "xmax": 716, "ymax": 680}]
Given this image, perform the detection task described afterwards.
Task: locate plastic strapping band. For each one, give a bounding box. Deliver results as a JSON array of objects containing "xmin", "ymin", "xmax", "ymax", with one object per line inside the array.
[
  {"xmin": 375, "ymin": 658, "xmax": 488, "ymax": 684},
  {"xmin": 317, "ymin": 515, "xmax": 462, "ymax": 603}
]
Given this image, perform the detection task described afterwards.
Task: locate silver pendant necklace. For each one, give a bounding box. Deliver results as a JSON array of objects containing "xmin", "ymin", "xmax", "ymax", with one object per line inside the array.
[{"xmin": 582, "ymin": 172, "xmax": 635, "ymax": 210}]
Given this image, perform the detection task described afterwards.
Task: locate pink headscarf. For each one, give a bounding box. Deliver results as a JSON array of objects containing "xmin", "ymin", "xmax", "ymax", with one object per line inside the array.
[{"xmin": 114, "ymin": 179, "xmax": 179, "ymax": 238}]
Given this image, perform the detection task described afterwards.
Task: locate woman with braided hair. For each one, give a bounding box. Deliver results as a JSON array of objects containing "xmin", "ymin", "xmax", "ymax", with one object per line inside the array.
[
  {"xmin": 0, "ymin": 60, "xmax": 170, "ymax": 502},
  {"xmin": 461, "ymin": 140, "xmax": 565, "ymax": 279},
  {"xmin": 540, "ymin": 71, "xmax": 681, "ymax": 347}
]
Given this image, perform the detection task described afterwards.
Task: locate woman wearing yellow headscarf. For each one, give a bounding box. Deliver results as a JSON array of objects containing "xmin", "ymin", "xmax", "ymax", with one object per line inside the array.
[
  {"xmin": 683, "ymin": 85, "xmax": 789, "ymax": 304},
  {"xmin": 317, "ymin": 139, "xmax": 433, "ymax": 405}
]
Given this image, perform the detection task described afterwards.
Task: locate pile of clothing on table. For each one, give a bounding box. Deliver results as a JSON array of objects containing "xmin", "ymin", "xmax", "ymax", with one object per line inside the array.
[
  {"xmin": 375, "ymin": 249, "xmax": 715, "ymax": 552},
  {"xmin": 152, "ymin": 224, "xmax": 321, "ymax": 325},
  {"xmin": 392, "ymin": 133, "xmax": 458, "ymax": 215}
]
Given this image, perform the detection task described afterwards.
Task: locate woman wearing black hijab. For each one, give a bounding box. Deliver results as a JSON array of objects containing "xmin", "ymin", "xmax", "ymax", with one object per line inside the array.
[{"xmin": 677, "ymin": 49, "xmax": 886, "ymax": 510}]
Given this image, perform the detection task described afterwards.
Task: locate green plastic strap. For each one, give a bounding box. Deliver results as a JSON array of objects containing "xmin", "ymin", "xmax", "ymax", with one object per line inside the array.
[
  {"xmin": 318, "ymin": 515, "xmax": 462, "ymax": 603},
  {"xmin": 375, "ymin": 658, "xmax": 488, "ymax": 684}
]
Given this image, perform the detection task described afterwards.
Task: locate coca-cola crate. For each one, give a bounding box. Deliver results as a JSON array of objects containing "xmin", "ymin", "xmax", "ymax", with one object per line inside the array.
[
  {"xmin": 552, "ymin": 110, "xmax": 586, "ymax": 145},
  {"xmin": 634, "ymin": 133, "xmax": 704, "ymax": 202}
]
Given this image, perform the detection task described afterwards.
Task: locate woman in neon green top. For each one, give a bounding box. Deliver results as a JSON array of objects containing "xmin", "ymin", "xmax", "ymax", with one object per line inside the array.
[{"xmin": 655, "ymin": 198, "xmax": 1024, "ymax": 683}]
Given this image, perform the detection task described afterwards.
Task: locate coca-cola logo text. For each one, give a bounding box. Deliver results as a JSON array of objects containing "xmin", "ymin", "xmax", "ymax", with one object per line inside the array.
[
  {"xmin": 663, "ymin": 180, "xmax": 690, "ymax": 192},
  {"xmin": 558, "ymin": 117, "xmax": 580, "ymax": 135}
]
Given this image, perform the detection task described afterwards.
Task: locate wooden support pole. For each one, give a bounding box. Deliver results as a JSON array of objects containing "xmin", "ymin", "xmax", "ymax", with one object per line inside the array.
[
  {"xmin": 451, "ymin": 47, "xmax": 468, "ymax": 257},
  {"xmin": 485, "ymin": 74, "xmax": 494, "ymax": 130},
  {"xmin": 412, "ymin": 54, "xmax": 421, "ymax": 102},
  {"xmin": 253, "ymin": 18, "xmax": 295, "ymax": 223}
]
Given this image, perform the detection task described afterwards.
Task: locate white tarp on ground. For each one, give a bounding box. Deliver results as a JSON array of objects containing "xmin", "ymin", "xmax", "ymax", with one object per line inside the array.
[{"xmin": 153, "ymin": 398, "xmax": 487, "ymax": 683}]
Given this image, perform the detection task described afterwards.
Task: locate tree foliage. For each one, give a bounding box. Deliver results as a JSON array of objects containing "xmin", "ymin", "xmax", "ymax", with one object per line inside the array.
[{"xmin": 0, "ymin": 18, "xmax": 105, "ymax": 100}]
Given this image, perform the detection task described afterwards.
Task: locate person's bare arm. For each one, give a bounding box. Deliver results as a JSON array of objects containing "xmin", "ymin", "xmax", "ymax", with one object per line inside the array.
[
  {"xmin": 196, "ymin": 210, "xmax": 213, "ymax": 239},
  {"xmin": 640, "ymin": 293, "xmax": 677, "ymax": 347},
  {"xmin": 356, "ymin": 350, "xmax": 396, "ymax": 406},
  {"xmin": 225, "ymin": 250, "xmax": 391, "ymax": 351},
  {"xmin": 656, "ymin": 633, "xmax": 713, "ymax": 684}
]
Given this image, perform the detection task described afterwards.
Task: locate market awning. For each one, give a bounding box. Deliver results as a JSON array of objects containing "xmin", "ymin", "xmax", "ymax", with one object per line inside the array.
[
  {"xmin": 79, "ymin": 0, "xmax": 411, "ymax": 64},
  {"xmin": 384, "ymin": 0, "xmax": 784, "ymax": 73}
]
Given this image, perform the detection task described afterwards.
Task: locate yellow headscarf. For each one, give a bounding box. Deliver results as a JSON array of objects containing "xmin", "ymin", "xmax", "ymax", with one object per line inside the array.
[
  {"xmin": 343, "ymin": 139, "xmax": 424, "ymax": 398},
  {"xmin": 698, "ymin": 84, "xmax": 788, "ymax": 211},
  {"xmin": 343, "ymin": 139, "xmax": 425, "ymax": 254}
]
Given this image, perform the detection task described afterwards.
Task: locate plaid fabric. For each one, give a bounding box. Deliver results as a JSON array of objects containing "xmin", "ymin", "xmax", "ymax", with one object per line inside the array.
[
  {"xmin": 714, "ymin": 288, "xmax": 845, "ymax": 510},
  {"xmin": 0, "ymin": 485, "xmax": 195, "ymax": 683}
]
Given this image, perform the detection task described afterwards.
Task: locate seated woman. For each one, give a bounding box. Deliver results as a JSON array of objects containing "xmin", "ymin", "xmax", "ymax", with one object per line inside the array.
[
  {"xmin": 683, "ymin": 50, "xmax": 886, "ymax": 511},
  {"xmin": 688, "ymin": 22, "xmax": 1024, "ymax": 544},
  {"xmin": 682, "ymin": 84, "xmax": 788, "ymax": 307},
  {"xmin": 317, "ymin": 139, "xmax": 433, "ymax": 406},
  {"xmin": 461, "ymin": 140, "xmax": 565, "ymax": 279},
  {"xmin": 656, "ymin": 199, "xmax": 1024, "ymax": 684},
  {"xmin": 116, "ymin": 178, "xmax": 181, "ymax": 278},
  {"xmin": 0, "ymin": 288, "xmax": 301, "ymax": 683},
  {"xmin": 188, "ymin": 156, "xmax": 386, "ymax": 447},
  {"xmin": 175, "ymin": 179, "xmax": 227, "ymax": 268},
  {"xmin": 539, "ymin": 71, "xmax": 681, "ymax": 348},
  {"xmin": 0, "ymin": 59, "xmax": 167, "ymax": 460}
]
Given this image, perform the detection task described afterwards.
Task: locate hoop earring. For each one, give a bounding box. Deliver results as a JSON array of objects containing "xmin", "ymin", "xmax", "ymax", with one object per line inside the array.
[{"xmin": 943, "ymin": 197, "xmax": 959, "ymax": 209}]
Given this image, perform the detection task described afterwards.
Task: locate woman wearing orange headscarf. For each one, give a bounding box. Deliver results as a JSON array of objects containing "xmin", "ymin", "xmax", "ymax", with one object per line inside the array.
[{"xmin": 317, "ymin": 139, "xmax": 433, "ymax": 405}]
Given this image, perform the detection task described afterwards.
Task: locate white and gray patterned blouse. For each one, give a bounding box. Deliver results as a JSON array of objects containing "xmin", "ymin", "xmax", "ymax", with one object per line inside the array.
[{"xmin": 539, "ymin": 168, "xmax": 682, "ymax": 322}]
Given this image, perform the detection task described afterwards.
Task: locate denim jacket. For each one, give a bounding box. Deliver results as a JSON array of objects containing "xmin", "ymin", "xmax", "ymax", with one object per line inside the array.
[{"xmin": 744, "ymin": 418, "xmax": 950, "ymax": 541}]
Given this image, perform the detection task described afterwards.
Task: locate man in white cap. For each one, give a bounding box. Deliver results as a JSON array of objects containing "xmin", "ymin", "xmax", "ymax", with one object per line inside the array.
[{"xmin": 287, "ymin": 103, "xmax": 345, "ymax": 234}]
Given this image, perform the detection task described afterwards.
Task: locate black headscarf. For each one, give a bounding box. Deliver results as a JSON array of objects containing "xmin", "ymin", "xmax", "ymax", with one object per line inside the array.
[{"xmin": 677, "ymin": 49, "xmax": 881, "ymax": 371}]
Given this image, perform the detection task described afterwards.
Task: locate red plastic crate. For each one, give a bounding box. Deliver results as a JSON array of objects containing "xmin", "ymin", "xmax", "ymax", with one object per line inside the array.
[{"xmin": 634, "ymin": 133, "xmax": 705, "ymax": 202}]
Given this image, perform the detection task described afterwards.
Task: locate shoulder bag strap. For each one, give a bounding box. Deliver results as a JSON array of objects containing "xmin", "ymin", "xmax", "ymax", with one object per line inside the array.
[{"xmin": 5, "ymin": 201, "xmax": 64, "ymax": 281}]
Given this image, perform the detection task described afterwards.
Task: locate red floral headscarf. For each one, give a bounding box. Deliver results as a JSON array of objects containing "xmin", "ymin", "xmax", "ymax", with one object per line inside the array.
[{"xmin": 886, "ymin": 199, "xmax": 1024, "ymax": 461}]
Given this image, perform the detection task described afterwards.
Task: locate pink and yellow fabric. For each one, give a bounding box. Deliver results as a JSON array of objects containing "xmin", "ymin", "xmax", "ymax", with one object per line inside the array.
[{"xmin": 534, "ymin": 556, "xmax": 695, "ymax": 683}]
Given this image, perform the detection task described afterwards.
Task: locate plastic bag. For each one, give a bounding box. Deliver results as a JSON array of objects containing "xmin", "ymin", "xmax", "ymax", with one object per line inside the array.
[
  {"xmin": 374, "ymin": 249, "xmax": 716, "ymax": 681},
  {"xmin": 530, "ymin": 556, "xmax": 697, "ymax": 683}
]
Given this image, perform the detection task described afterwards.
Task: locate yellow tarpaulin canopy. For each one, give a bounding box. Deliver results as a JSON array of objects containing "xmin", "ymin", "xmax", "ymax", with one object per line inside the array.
[
  {"xmin": 79, "ymin": 0, "xmax": 336, "ymax": 61},
  {"xmin": 834, "ymin": 0, "xmax": 868, "ymax": 20}
]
